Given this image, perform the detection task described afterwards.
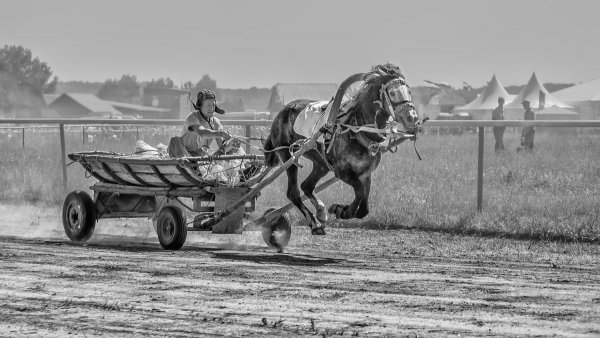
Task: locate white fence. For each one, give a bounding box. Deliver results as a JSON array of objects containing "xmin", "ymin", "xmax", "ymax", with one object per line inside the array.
[{"xmin": 1, "ymin": 118, "xmax": 599, "ymax": 212}]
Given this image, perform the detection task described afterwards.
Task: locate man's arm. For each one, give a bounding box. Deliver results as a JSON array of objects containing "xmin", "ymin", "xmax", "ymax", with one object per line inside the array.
[{"xmin": 190, "ymin": 125, "xmax": 230, "ymax": 139}]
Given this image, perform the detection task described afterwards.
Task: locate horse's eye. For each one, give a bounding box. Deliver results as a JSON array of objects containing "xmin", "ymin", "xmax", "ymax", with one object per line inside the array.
[{"xmin": 390, "ymin": 92, "xmax": 396, "ymax": 97}]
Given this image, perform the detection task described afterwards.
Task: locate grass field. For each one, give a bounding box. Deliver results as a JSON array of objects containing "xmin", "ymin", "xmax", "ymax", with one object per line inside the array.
[{"xmin": 1, "ymin": 125, "xmax": 598, "ymax": 243}]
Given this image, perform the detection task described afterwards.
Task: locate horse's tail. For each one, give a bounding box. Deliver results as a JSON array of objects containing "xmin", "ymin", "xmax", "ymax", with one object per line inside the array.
[{"xmin": 262, "ymin": 135, "xmax": 280, "ymax": 167}]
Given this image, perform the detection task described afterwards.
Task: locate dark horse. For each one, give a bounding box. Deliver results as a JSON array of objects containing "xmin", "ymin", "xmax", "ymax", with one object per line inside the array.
[{"xmin": 263, "ymin": 63, "xmax": 421, "ymax": 235}]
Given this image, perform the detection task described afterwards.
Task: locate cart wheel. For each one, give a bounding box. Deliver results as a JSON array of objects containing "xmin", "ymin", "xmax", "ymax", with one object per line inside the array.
[
  {"xmin": 262, "ymin": 208, "xmax": 292, "ymax": 252},
  {"xmin": 156, "ymin": 207, "xmax": 187, "ymax": 250},
  {"xmin": 62, "ymin": 191, "xmax": 96, "ymax": 244}
]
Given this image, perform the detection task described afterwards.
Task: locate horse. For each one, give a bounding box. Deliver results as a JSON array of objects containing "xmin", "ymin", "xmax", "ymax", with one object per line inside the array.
[{"xmin": 262, "ymin": 63, "xmax": 421, "ymax": 235}]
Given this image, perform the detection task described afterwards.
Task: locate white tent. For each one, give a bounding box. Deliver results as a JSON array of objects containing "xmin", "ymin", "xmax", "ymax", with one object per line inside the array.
[
  {"xmin": 536, "ymin": 106, "xmax": 580, "ymax": 120},
  {"xmin": 553, "ymin": 78, "xmax": 600, "ymax": 102},
  {"xmin": 535, "ymin": 106, "xmax": 580, "ymax": 135},
  {"xmin": 454, "ymin": 74, "xmax": 514, "ymax": 119},
  {"xmin": 504, "ymin": 72, "xmax": 570, "ymax": 119},
  {"xmin": 552, "ymin": 78, "xmax": 600, "ymax": 120}
]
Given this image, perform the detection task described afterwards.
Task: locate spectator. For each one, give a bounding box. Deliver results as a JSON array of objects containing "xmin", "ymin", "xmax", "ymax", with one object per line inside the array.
[
  {"xmin": 520, "ymin": 100, "xmax": 535, "ymax": 151},
  {"xmin": 492, "ymin": 96, "xmax": 505, "ymax": 152}
]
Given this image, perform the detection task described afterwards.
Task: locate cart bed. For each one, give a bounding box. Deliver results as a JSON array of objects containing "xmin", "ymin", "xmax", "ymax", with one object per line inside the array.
[{"xmin": 69, "ymin": 151, "xmax": 269, "ymax": 188}]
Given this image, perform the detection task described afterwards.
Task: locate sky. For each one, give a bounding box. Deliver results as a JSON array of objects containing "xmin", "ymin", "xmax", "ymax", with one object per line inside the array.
[{"xmin": 1, "ymin": 0, "xmax": 599, "ymax": 89}]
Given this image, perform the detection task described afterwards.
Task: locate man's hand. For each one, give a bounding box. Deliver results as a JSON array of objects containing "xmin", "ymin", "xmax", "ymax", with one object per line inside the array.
[{"xmin": 220, "ymin": 131, "xmax": 232, "ymax": 141}]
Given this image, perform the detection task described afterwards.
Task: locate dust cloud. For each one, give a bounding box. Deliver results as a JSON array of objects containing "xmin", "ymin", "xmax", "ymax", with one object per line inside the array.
[{"xmin": 0, "ymin": 204, "xmax": 266, "ymax": 250}]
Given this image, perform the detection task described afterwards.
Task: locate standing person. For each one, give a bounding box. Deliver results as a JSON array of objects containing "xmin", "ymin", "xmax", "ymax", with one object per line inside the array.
[
  {"xmin": 176, "ymin": 89, "xmax": 232, "ymax": 156},
  {"xmin": 520, "ymin": 100, "xmax": 535, "ymax": 151},
  {"xmin": 492, "ymin": 96, "xmax": 505, "ymax": 151}
]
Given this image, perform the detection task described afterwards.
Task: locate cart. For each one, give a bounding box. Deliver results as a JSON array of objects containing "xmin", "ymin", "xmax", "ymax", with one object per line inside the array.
[{"xmin": 62, "ymin": 126, "xmax": 340, "ymax": 251}]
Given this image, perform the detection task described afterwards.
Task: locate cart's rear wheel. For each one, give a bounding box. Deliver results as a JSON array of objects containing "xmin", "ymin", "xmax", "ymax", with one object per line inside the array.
[
  {"xmin": 156, "ymin": 207, "xmax": 187, "ymax": 250},
  {"xmin": 262, "ymin": 208, "xmax": 292, "ymax": 252},
  {"xmin": 62, "ymin": 191, "xmax": 96, "ymax": 244}
]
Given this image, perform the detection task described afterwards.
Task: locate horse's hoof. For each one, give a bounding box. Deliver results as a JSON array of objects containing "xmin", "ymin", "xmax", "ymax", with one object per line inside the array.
[{"xmin": 311, "ymin": 227, "xmax": 327, "ymax": 235}]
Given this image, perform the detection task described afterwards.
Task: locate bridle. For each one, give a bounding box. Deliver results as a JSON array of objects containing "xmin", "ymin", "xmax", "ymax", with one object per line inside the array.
[
  {"xmin": 325, "ymin": 75, "xmax": 421, "ymax": 157},
  {"xmin": 376, "ymin": 77, "xmax": 417, "ymax": 131}
]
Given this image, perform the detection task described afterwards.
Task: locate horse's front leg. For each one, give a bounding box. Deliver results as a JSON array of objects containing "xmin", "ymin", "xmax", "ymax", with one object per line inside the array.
[{"xmin": 328, "ymin": 174, "xmax": 371, "ymax": 219}]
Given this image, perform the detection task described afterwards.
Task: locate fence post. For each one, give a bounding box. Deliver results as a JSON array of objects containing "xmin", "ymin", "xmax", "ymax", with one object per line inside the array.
[
  {"xmin": 245, "ymin": 125, "xmax": 251, "ymax": 154},
  {"xmin": 59, "ymin": 124, "xmax": 68, "ymax": 191},
  {"xmin": 22, "ymin": 128, "xmax": 25, "ymax": 148},
  {"xmin": 82, "ymin": 126, "xmax": 86, "ymax": 144},
  {"xmin": 477, "ymin": 126, "xmax": 484, "ymax": 212},
  {"xmin": 136, "ymin": 126, "xmax": 139, "ymax": 140}
]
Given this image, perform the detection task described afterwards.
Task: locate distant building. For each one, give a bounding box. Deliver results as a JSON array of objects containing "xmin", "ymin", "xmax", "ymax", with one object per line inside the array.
[
  {"xmin": 267, "ymin": 83, "xmax": 338, "ymax": 114},
  {"xmin": 104, "ymin": 100, "xmax": 172, "ymax": 119},
  {"xmin": 142, "ymin": 87, "xmax": 190, "ymax": 119},
  {"xmin": 47, "ymin": 93, "xmax": 122, "ymax": 118},
  {"xmin": 425, "ymin": 88, "xmax": 466, "ymax": 118}
]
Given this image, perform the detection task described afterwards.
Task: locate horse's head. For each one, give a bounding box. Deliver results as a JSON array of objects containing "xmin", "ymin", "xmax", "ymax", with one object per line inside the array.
[
  {"xmin": 328, "ymin": 63, "xmax": 421, "ymax": 134},
  {"xmin": 378, "ymin": 75, "xmax": 420, "ymax": 134}
]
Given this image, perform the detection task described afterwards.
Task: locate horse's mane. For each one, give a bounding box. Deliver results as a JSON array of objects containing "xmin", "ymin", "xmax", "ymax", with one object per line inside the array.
[{"xmin": 340, "ymin": 63, "xmax": 405, "ymax": 116}]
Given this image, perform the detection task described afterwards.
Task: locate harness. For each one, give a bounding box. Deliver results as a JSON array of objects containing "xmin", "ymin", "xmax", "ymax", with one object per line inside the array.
[
  {"xmin": 235, "ymin": 76, "xmax": 424, "ymax": 171},
  {"xmin": 325, "ymin": 77, "xmax": 420, "ymax": 157}
]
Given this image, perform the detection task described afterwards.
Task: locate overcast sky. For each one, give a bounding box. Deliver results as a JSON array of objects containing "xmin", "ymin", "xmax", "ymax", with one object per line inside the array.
[{"xmin": 2, "ymin": 0, "xmax": 598, "ymax": 89}]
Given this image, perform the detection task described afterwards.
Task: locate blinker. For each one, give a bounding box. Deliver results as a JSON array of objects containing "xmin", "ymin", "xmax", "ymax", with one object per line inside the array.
[{"xmin": 387, "ymin": 82, "xmax": 411, "ymax": 104}]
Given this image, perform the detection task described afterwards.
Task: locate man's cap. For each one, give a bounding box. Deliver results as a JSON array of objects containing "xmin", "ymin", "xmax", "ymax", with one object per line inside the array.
[
  {"xmin": 522, "ymin": 100, "xmax": 530, "ymax": 105},
  {"xmin": 498, "ymin": 96, "xmax": 505, "ymax": 102},
  {"xmin": 196, "ymin": 89, "xmax": 225, "ymax": 114}
]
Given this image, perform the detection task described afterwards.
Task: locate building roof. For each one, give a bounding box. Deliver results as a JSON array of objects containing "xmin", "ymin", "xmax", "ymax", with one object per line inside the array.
[
  {"xmin": 43, "ymin": 94, "xmax": 60, "ymax": 106},
  {"xmin": 143, "ymin": 87, "xmax": 189, "ymax": 95},
  {"xmin": 427, "ymin": 88, "xmax": 466, "ymax": 106},
  {"xmin": 505, "ymin": 72, "xmax": 571, "ymax": 109},
  {"xmin": 104, "ymin": 100, "xmax": 171, "ymax": 113},
  {"xmin": 273, "ymin": 83, "xmax": 339, "ymax": 104},
  {"xmin": 50, "ymin": 93, "xmax": 122, "ymax": 116},
  {"xmin": 456, "ymin": 74, "xmax": 511, "ymax": 111},
  {"xmin": 552, "ymin": 78, "xmax": 600, "ymax": 103}
]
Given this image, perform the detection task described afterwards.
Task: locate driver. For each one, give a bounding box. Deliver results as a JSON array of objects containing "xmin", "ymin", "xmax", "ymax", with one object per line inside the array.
[{"xmin": 181, "ymin": 89, "xmax": 232, "ymax": 156}]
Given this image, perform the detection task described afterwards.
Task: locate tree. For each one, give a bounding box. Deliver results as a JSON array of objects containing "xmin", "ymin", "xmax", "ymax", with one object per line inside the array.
[
  {"xmin": 181, "ymin": 81, "xmax": 194, "ymax": 90},
  {"xmin": 193, "ymin": 74, "xmax": 217, "ymax": 93},
  {"xmin": 0, "ymin": 45, "xmax": 57, "ymax": 94},
  {"xmin": 97, "ymin": 74, "xmax": 140, "ymax": 103},
  {"xmin": 145, "ymin": 77, "xmax": 175, "ymax": 90}
]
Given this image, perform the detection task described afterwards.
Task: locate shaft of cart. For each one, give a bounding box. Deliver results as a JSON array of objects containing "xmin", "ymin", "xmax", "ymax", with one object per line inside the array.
[{"xmin": 201, "ymin": 123, "xmax": 334, "ymax": 230}]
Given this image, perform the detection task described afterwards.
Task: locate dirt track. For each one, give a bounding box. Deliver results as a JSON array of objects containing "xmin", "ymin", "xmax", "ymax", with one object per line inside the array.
[{"xmin": 1, "ymin": 204, "xmax": 599, "ymax": 337}]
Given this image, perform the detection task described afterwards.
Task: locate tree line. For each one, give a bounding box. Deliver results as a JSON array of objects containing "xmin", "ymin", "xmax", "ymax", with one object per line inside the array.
[{"xmin": 1, "ymin": 44, "xmax": 576, "ymax": 116}]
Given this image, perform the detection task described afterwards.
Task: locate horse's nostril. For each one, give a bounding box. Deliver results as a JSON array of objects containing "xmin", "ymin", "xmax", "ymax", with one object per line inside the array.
[{"xmin": 407, "ymin": 115, "xmax": 413, "ymax": 123}]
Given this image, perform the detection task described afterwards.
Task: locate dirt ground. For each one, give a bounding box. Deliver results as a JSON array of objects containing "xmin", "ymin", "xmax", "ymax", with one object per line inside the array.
[{"xmin": 1, "ymin": 204, "xmax": 599, "ymax": 337}]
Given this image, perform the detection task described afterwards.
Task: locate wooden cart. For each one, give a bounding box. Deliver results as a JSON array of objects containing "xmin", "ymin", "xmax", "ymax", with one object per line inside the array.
[
  {"xmin": 62, "ymin": 132, "xmax": 339, "ymax": 251},
  {"xmin": 63, "ymin": 150, "xmax": 294, "ymax": 249}
]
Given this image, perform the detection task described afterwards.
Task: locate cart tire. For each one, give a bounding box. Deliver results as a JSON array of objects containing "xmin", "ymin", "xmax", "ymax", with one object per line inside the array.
[
  {"xmin": 62, "ymin": 190, "xmax": 96, "ymax": 244},
  {"xmin": 156, "ymin": 207, "xmax": 187, "ymax": 250},
  {"xmin": 262, "ymin": 208, "xmax": 292, "ymax": 252}
]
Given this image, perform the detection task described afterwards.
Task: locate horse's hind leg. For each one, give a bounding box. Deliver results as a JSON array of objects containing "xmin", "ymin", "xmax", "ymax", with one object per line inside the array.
[
  {"xmin": 301, "ymin": 150, "xmax": 331, "ymax": 224},
  {"xmin": 281, "ymin": 152, "xmax": 326, "ymax": 235}
]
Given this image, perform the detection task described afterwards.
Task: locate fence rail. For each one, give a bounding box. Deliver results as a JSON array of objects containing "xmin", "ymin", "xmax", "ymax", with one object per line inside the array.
[{"xmin": 1, "ymin": 118, "xmax": 599, "ymax": 212}]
